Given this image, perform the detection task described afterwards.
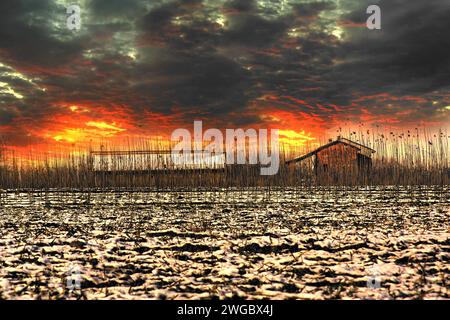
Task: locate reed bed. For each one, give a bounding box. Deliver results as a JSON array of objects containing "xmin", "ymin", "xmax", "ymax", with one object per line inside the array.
[{"xmin": 0, "ymin": 129, "xmax": 448, "ymax": 190}]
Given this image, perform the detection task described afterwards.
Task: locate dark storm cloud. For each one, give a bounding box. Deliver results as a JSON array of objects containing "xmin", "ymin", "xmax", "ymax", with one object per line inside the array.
[
  {"xmin": 0, "ymin": 110, "xmax": 17, "ymax": 126},
  {"xmin": 336, "ymin": 0, "xmax": 450, "ymax": 96},
  {"xmin": 123, "ymin": 46, "xmax": 251, "ymax": 116},
  {"xmin": 292, "ymin": 1, "xmax": 336, "ymax": 17},
  {"xmin": 132, "ymin": 0, "xmax": 255, "ymax": 115},
  {"xmin": 224, "ymin": 14, "xmax": 290, "ymax": 47},
  {"xmin": 140, "ymin": 2, "xmax": 178, "ymax": 32},
  {"xmin": 0, "ymin": 0, "xmax": 84, "ymax": 69},
  {"xmin": 89, "ymin": 0, "xmax": 145, "ymax": 19},
  {"xmin": 224, "ymin": 0, "xmax": 257, "ymax": 13}
]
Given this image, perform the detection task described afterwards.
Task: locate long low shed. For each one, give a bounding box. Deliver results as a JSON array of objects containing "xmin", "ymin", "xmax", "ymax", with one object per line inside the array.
[
  {"xmin": 286, "ymin": 137, "xmax": 376, "ymax": 174},
  {"xmin": 89, "ymin": 150, "xmax": 226, "ymax": 171}
]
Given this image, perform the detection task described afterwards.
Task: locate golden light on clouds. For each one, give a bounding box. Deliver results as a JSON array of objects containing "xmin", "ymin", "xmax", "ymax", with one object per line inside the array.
[
  {"xmin": 53, "ymin": 128, "xmax": 85, "ymax": 143},
  {"xmin": 0, "ymin": 81, "xmax": 24, "ymax": 99},
  {"xmin": 278, "ymin": 129, "xmax": 317, "ymax": 147},
  {"xmin": 52, "ymin": 121, "xmax": 126, "ymax": 144},
  {"xmin": 85, "ymin": 121, "xmax": 125, "ymax": 133},
  {"xmin": 67, "ymin": 105, "xmax": 89, "ymax": 113}
]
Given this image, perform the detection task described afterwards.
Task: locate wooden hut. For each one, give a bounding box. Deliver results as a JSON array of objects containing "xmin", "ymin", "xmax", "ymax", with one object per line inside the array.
[
  {"xmin": 286, "ymin": 137, "xmax": 375, "ymax": 181},
  {"xmin": 89, "ymin": 150, "xmax": 226, "ymax": 174}
]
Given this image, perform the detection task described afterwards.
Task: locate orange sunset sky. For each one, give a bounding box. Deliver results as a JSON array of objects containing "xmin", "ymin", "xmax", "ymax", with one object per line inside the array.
[{"xmin": 0, "ymin": 0, "xmax": 449, "ymax": 160}]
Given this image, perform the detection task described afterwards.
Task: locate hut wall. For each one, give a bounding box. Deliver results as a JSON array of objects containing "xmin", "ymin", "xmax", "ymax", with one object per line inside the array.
[{"xmin": 315, "ymin": 144, "xmax": 358, "ymax": 171}]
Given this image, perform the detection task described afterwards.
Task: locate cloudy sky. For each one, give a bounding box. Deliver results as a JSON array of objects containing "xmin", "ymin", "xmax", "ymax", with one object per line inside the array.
[{"xmin": 0, "ymin": 0, "xmax": 449, "ymax": 155}]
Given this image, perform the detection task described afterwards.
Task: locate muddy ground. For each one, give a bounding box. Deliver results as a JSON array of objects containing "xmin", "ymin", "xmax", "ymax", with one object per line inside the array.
[{"xmin": 0, "ymin": 186, "xmax": 448, "ymax": 299}]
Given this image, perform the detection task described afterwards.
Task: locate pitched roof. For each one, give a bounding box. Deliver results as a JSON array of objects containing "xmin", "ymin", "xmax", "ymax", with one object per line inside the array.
[{"xmin": 286, "ymin": 137, "xmax": 375, "ymax": 164}]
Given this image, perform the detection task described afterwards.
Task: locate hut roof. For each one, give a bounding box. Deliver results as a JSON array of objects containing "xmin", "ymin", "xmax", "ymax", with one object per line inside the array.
[
  {"xmin": 286, "ymin": 137, "xmax": 375, "ymax": 164},
  {"xmin": 90, "ymin": 150, "xmax": 172, "ymax": 156}
]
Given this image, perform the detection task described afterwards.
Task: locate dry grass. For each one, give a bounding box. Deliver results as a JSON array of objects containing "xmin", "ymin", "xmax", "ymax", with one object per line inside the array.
[{"xmin": 0, "ymin": 129, "xmax": 448, "ymax": 189}]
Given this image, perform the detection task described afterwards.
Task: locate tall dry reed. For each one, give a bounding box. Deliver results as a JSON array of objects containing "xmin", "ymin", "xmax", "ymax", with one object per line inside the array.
[{"xmin": 0, "ymin": 129, "xmax": 448, "ymax": 190}]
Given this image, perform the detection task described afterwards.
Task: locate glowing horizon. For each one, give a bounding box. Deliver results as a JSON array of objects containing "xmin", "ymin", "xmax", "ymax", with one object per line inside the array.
[{"xmin": 0, "ymin": 1, "xmax": 449, "ymax": 162}]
